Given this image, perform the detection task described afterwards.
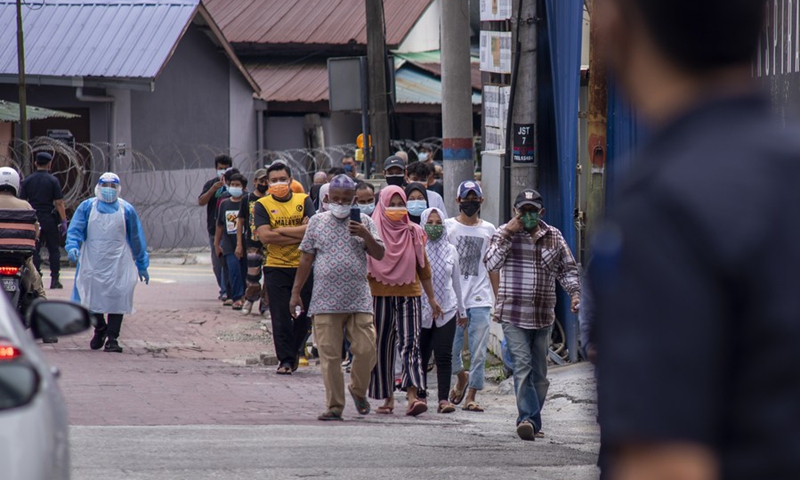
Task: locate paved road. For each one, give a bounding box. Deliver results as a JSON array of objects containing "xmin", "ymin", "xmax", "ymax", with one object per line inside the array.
[{"xmin": 42, "ymin": 262, "xmax": 600, "ymax": 479}]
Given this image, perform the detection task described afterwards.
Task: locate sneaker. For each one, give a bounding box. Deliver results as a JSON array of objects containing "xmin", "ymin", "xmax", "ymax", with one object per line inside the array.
[
  {"xmin": 50, "ymin": 278, "xmax": 63, "ymax": 289},
  {"xmin": 241, "ymin": 300, "xmax": 253, "ymax": 315},
  {"xmin": 90, "ymin": 326, "xmax": 108, "ymax": 350},
  {"xmin": 104, "ymin": 339, "xmax": 123, "ymax": 353},
  {"xmin": 516, "ymin": 421, "xmax": 536, "ymax": 441}
]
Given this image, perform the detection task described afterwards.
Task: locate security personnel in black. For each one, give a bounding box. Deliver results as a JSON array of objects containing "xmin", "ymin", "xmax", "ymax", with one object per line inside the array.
[{"xmin": 19, "ymin": 152, "xmax": 69, "ymax": 289}]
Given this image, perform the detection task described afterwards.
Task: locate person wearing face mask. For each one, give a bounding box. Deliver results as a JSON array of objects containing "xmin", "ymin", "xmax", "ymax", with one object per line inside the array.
[
  {"xmin": 237, "ymin": 169, "xmax": 270, "ymax": 317},
  {"xmin": 215, "ymin": 174, "xmax": 249, "ymax": 310},
  {"xmin": 420, "ymin": 207, "xmax": 466, "ymax": 414},
  {"xmin": 443, "ymin": 181, "xmax": 498, "ymax": 413},
  {"xmin": 406, "ymin": 162, "xmax": 447, "ymax": 218},
  {"xmin": 341, "ymin": 155, "xmax": 364, "ymax": 180},
  {"xmin": 289, "ymin": 174, "xmax": 384, "ymax": 421},
  {"xmin": 367, "ymin": 186, "xmax": 443, "ymax": 417},
  {"xmin": 254, "ymin": 162, "xmax": 316, "ymax": 375},
  {"xmin": 354, "ymin": 182, "xmax": 376, "ymax": 216},
  {"xmin": 66, "ymin": 172, "xmax": 149, "ymax": 353},
  {"xmin": 404, "ymin": 183, "xmax": 429, "ymax": 225},
  {"xmin": 198, "ymin": 154, "xmax": 233, "ymax": 301},
  {"xmin": 382, "ymin": 155, "xmax": 407, "ymax": 189},
  {"xmin": 484, "ymin": 189, "xmax": 580, "ymax": 441}
]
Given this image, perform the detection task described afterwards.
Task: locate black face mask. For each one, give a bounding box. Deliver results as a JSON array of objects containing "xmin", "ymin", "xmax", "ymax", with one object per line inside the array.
[
  {"xmin": 459, "ymin": 200, "xmax": 481, "ymax": 217},
  {"xmin": 385, "ymin": 175, "xmax": 405, "ymax": 187},
  {"xmin": 256, "ymin": 184, "xmax": 268, "ymax": 194}
]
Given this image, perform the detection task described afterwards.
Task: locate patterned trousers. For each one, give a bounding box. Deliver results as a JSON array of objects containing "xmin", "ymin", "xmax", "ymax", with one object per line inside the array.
[{"xmin": 245, "ymin": 246, "xmax": 267, "ymax": 308}]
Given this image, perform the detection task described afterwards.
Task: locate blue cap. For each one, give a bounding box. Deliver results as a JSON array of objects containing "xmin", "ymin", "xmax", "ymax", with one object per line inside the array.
[
  {"xmin": 35, "ymin": 152, "xmax": 53, "ymax": 165},
  {"xmin": 457, "ymin": 180, "xmax": 483, "ymax": 199}
]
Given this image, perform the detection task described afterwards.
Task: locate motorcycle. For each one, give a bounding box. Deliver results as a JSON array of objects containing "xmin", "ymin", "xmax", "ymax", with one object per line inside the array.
[{"xmin": 0, "ymin": 250, "xmax": 39, "ymax": 328}]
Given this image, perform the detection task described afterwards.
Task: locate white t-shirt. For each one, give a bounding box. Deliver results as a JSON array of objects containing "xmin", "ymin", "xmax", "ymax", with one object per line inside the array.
[{"xmin": 445, "ymin": 217, "xmax": 497, "ymax": 309}]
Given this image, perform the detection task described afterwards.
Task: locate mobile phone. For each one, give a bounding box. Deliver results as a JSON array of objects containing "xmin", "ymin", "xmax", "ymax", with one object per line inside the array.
[{"xmin": 350, "ymin": 206, "xmax": 362, "ymax": 223}]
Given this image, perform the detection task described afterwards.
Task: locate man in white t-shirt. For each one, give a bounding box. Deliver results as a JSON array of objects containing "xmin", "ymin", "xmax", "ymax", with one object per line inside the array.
[{"xmin": 444, "ymin": 181, "xmax": 499, "ymax": 412}]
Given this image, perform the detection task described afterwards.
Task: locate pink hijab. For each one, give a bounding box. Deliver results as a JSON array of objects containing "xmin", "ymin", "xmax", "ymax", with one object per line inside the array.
[{"xmin": 368, "ymin": 185, "xmax": 427, "ymax": 286}]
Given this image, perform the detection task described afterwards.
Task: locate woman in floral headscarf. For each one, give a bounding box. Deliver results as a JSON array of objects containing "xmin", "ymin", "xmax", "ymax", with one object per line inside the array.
[{"xmin": 367, "ymin": 186, "xmax": 442, "ymax": 416}]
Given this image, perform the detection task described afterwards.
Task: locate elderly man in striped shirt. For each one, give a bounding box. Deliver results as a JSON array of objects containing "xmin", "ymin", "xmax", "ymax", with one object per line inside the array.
[{"xmin": 485, "ymin": 189, "xmax": 580, "ymax": 441}]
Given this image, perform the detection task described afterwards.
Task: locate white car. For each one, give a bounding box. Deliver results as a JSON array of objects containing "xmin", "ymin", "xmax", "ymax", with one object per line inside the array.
[{"xmin": 0, "ymin": 299, "xmax": 92, "ymax": 480}]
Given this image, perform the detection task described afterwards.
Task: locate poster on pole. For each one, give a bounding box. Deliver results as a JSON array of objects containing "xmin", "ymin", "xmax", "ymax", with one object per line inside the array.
[
  {"xmin": 485, "ymin": 126, "xmax": 505, "ymax": 151},
  {"xmin": 512, "ymin": 123, "xmax": 535, "ymax": 163},
  {"xmin": 480, "ymin": 0, "xmax": 512, "ymax": 21},
  {"xmin": 484, "ymin": 85, "xmax": 511, "ymax": 129},
  {"xmin": 480, "ymin": 31, "xmax": 512, "ymax": 74}
]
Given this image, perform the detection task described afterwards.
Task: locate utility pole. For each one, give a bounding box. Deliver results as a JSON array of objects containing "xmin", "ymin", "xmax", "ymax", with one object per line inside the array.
[
  {"xmin": 585, "ymin": 0, "xmax": 607, "ymax": 246},
  {"xmin": 364, "ymin": 0, "xmax": 391, "ymax": 171},
  {"xmin": 506, "ymin": 0, "xmax": 537, "ymax": 211},
  {"xmin": 440, "ymin": 0, "xmax": 474, "ymax": 214},
  {"xmin": 16, "ymin": 0, "xmax": 28, "ymax": 162}
]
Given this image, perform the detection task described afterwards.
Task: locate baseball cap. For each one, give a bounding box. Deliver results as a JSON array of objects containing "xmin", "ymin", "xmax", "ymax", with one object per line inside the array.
[
  {"xmin": 383, "ymin": 155, "xmax": 406, "ymax": 171},
  {"xmin": 514, "ymin": 189, "xmax": 544, "ymax": 210},
  {"xmin": 254, "ymin": 168, "xmax": 268, "ymax": 180},
  {"xmin": 457, "ymin": 180, "xmax": 483, "ymax": 199}
]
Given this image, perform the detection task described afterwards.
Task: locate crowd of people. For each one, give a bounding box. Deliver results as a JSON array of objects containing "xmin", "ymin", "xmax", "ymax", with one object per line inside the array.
[{"xmin": 195, "ymin": 151, "xmax": 581, "ymax": 440}]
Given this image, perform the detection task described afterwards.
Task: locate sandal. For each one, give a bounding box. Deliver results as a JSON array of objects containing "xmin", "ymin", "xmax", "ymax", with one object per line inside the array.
[
  {"xmin": 462, "ymin": 402, "xmax": 484, "ymax": 412},
  {"xmin": 317, "ymin": 410, "xmax": 343, "ymax": 421},
  {"xmin": 376, "ymin": 403, "xmax": 394, "ymax": 414},
  {"xmin": 348, "ymin": 385, "xmax": 371, "ymax": 415},
  {"xmin": 223, "ymin": 298, "xmax": 233, "ymax": 306},
  {"xmin": 449, "ymin": 373, "xmax": 469, "ymax": 405},
  {"xmin": 438, "ymin": 401, "xmax": 456, "ymax": 414},
  {"xmin": 406, "ymin": 399, "xmax": 428, "ymax": 417},
  {"xmin": 231, "ymin": 300, "xmax": 243, "ymax": 310},
  {"xmin": 276, "ymin": 365, "xmax": 292, "ymax": 375}
]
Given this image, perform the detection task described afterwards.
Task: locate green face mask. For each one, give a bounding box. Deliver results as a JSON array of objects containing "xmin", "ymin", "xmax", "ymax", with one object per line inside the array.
[
  {"xmin": 521, "ymin": 212, "xmax": 540, "ymax": 230},
  {"xmin": 424, "ymin": 224, "xmax": 444, "ymax": 241}
]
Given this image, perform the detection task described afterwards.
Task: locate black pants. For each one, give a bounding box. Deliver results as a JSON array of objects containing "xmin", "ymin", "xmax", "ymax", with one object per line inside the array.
[
  {"xmin": 264, "ymin": 267, "xmax": 312, "ymax": 368},
  {"xmin": 34, "ymin": 213, "xmax": 60, "ymax": 278},
  {"xmin": 420, "ymin": 316, "xmax": 457, "ymax": 402},
  {"xmin": 93, "ymin": 313, "xmax": 124, "ymax": 339}
]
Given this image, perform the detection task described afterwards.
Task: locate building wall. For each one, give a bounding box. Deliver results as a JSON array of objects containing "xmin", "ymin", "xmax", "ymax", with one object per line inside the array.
[
  {"xmin": 265, "ymin": 116, "xmax": 306, "ymax": 151},
  {"xmin": 130, "ymin": 23, "xmax": 231, "ymax": 168},
  {"xmin": 396, "ymin": 0, "xmax": 441, "ymax": 53},
  {"xmin": 229, "ymin": 63, "xmax": 257, "ymax": 170}
]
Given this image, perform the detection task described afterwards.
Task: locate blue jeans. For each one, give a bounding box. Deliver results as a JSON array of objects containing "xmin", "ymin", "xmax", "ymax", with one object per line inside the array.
[
  {"xmin": 451, "ymin": 307, "xmax": 491, "ymax": 390},
  {"xmin": 223, "ymin": 253, "xmax": 247, "ymax": 301},
  {"xmin": 502, "ymin": 322, "xmax": 552, "ymax": 431},
  {"xmin": 209, "ymin": 234, "xmax": 227, "ymax": 297}
]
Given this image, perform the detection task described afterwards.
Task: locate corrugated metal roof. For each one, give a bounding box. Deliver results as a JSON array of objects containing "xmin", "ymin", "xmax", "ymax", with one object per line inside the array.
[
  {"xmin": 395, "ymin": 66, "xmax": 482, "ymax": 106},
  {"xmin": 248, "ymin": 61, "xmax": 329, "ymax": 103},
  {"xmin": 0, "ymin": 100, "xmax": 79, "ymax": 122},
  {"xmin": 205, "ymin": 0, "xmax": 432, "ymax": 47},
  {"xmin": 0, "ymin": 1, "xmax": 199, "ymax": 80},
  {"xmin": 247, "ymin": 61, "xmax": 482, "ymax": 107},
  {"xmin": 395, "ymin": 50, "xmax": 483, "ymax": 91}
]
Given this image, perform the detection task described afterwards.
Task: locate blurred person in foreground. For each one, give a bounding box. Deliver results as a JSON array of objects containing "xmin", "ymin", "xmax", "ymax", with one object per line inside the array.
[
  {"xmin": 291, "ymin": 174, "xmax": 384, "ymax": 421},
  {"xmin": 590, "ymin": 1, "xmax": 800, "ymax": 480}
]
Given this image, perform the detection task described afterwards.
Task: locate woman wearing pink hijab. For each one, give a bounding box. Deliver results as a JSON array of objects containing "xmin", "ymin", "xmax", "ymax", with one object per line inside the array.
[{"xmin": 368, "ymin": 185, "xmax": 443, "ymax": 416}]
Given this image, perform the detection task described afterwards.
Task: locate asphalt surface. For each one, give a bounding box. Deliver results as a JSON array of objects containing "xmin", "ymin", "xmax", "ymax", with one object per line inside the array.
[{"xmin": 42, "ymin": 261, "xmax": 600, "ymax": 480}]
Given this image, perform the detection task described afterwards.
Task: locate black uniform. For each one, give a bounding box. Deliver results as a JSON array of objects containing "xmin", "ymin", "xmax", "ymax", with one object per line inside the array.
[
  {"xmin": 20, "ymin": 170, "xmax": 64, "ymax": 280},
  {"xmin": 591, "ymin": 93, "xmax": 800, "ymax": 480}
]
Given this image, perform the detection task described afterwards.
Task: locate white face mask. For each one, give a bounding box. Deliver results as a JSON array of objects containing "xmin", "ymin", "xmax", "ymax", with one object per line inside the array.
[
  {"xmin": 328, "ymin": 203, "xmax": 351, "ymax": 219},
  {"xmin": 418, "ymin": 152, "xmax": 429, "ymax": 162}
]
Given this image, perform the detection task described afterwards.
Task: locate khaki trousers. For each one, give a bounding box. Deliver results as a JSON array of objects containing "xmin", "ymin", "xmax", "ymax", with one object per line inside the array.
[{"xmin": 313, "ymin": 312, "xmax": 377, "ymax": 414}]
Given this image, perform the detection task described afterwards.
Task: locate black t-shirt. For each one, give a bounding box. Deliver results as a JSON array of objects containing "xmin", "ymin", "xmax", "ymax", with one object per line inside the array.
[
  {"xmin": 428, "ymin": 181, "xmax": 444, "ymax": 197},
  {"xmin": 200, "ymin": 178, "xmax": 225, "ymax": 235},
  {"xmin": 216, "ymin": 197, "xmax": 243, "ymax": 256},
  {"xmin": 591, "ymin": 94, "xmax": 800, "ymax": 480},
  {"xmin": 309, "ymin": 184, "xmax": 323, "ymax": 210},
  {"xmin": 238, "ymin": 192, "xmax": 264, "ymax": 249},
  {"xmin": 20, "ymin": 171, "xmax": 63, "ymax": 215}
]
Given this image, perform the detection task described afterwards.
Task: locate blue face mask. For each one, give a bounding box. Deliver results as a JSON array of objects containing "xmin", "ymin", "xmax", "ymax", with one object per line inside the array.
[
  {"xmin": 99, "ymin": 187, "xmax": 118, "ymax": 203},
  {"xmin": 227, "ymin": 187, "xmax": 243, "ymax": 198},
  {"xmin": 343, "ymin": 164, "xmax": 354, "ymax": 173},
  {"xmin": 407, "ymin": 199, "xmax": 427, "ymax": 217},
  {"xmin": 358, "ymin": 202, "xmax": 375, "ymax": 215}
]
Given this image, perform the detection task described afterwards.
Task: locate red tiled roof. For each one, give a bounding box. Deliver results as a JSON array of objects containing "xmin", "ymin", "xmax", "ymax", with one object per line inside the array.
[
  {"xmin": 204, "ymin": 0, "xmax": 433, "ymax": 47},
  {"xmin": 248, "ymin": 61, "xmax": 329, "ymax": 103}
]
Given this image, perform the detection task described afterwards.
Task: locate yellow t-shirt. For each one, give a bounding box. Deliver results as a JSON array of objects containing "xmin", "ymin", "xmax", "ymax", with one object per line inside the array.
[{"xmin": 256, "ymin": 193, "xmax": 309, "ymax": 268}]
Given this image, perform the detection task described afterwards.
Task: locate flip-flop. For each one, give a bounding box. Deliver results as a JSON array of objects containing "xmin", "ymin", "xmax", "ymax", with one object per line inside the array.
[
  {"xmin": 276, "ymin": 366, "xmax": 292, "ymax": 375},
  {"xmin": 462, "ymin": 402, "xmax": 484, "ymax": 412},
  {"xmin": 376, "ymin": 405, "xmax": 394, "ymax": 414},
  {"xmin": 317, "ymin": 410, "xmax": 343, "ymax": 421},
  {"xmin": 406, "ymin": 400, "xmax": 428, "ymax": 417},
  {"xmin": 449, "ymin": 373, "xmax": 469, "ymax": 405},
  {"xmin": 348, "ymin": 385, "xmax": 371, "ymax": 415},
  {"xmin": 438, "ymin": 401, "xmax": 456, "ymax": 414}
]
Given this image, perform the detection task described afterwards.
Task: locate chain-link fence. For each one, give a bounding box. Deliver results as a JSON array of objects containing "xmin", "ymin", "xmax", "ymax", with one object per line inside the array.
[{"xmin": 0, "ymin": 137, "xmax": 443, "ymax": 252}]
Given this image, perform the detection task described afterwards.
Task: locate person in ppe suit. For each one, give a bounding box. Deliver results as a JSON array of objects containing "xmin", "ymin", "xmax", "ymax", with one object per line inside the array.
[{"xmin": 65, "ymin": 172, "xmax": 149, "ymax": 353}]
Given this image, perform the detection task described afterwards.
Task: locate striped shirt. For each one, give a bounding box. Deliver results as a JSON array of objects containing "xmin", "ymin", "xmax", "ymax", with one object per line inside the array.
[{"xmin": 484, "ymin": 221, "xmax": 580, "ymax": 329}]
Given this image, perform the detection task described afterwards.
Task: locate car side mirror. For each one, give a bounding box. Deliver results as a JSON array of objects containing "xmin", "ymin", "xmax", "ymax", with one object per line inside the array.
[{"xmin": 28, "ymin": 301, "xmax": 92, "ymax": 340}]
